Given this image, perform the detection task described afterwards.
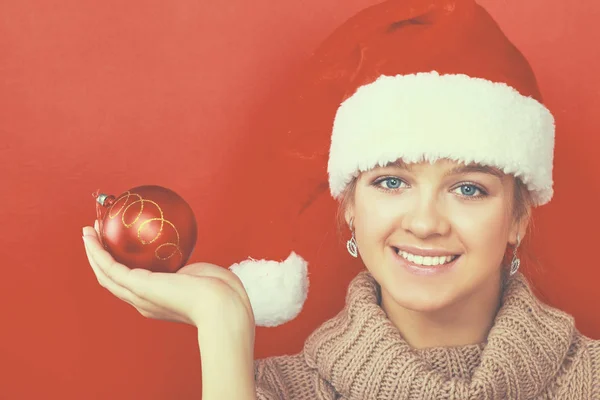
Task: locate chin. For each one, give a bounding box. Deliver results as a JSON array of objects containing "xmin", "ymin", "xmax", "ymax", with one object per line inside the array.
[
  {"xmin": 372, "ymin": 259, "xmax": 464, "ymax": 314},
  {"xmin": 383, "ymin": 281, "xmax": 458, "ymax": 314},
  {"xmin": 368, "ymin": 249, "xmax": 503, "ymax": 316}
]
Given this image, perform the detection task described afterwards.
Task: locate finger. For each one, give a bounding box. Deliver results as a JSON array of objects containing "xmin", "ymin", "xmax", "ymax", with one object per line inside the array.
[
  {"xmin": 82, "ymin": 234, "xmax": 158, "ymax": 312},
  {"xmin": 83, "ymin": 226, "xmax": 97, "ymax": 241},
  {"xmin": 83, "ymin": 237, "xmax": 136, "ymax": 301},
  {"xmin": 83, "ymin": 233, "xmax": 183, "ymax": 302},
  {"xmin": 82, "ymin": 227, "xmax": 188, "ymax": 322},
  {"xmin": 84, "ymin": 232, "xmax": 241, "ymax": 324},
  {"xmin": 83, "ymin": 226, "xmax": 106, "ymax": 282},
  {"xmin": 82, "ymin": 233, "xmax": 132, "ymax": 286},
  {"xmin": 82, "ymin": 227, "xmax": 110, "ymax": 283},
  {"xmin": 82, "ymin": 226, "xmax": 103, "ymax": 280},
  {"xmin": 82, "ymin": 234, "xmax": 190, "ymax": 318},
  {"xmin": 93, "ymin": 220, "xmax": 102, "ymax": 243},
  {"xmin": 105, "ymin": 266, "xmax": 238, "ymax": 323}
]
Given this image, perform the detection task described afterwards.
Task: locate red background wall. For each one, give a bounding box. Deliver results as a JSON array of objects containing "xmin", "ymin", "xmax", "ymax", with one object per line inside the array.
[{"xmin": 1, "ymin": 1, "xmax": 598, "ymax": 398}]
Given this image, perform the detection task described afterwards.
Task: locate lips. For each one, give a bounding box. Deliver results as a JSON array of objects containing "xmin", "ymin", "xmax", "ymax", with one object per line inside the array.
[
  {"xmin": 391, "ymin": 246, "xmax": 461, "ymax": 276},
  {"xmin": 392, "ymin": 247, "xmax": 459, "ymax": 266}
]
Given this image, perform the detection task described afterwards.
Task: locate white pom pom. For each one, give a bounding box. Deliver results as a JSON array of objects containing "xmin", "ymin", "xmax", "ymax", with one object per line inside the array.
[{"xmin": 229, "ymin": 252, "xmax": 309, "ymax": 327}]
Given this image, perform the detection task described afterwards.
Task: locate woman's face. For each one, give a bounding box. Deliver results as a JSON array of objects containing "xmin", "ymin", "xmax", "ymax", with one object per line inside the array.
[{"xmin": 347, "ymin": 158, "xmax": 528, "ymax": 313}]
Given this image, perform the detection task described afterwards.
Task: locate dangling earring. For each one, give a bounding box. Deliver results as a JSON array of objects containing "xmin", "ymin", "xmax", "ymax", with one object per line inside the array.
[
  {"xmin": 346, "ymin": 218, "xmax": 358, "ymax": 258},
  {"xmin": 509, "ymin": 234, "xmax": 521, "ymax": 276}
]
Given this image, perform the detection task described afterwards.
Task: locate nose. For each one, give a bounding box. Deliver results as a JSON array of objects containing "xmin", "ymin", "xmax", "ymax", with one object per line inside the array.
[{"xmin": 400, "ymin": 190, "xmax": 450, "ymax": 239}]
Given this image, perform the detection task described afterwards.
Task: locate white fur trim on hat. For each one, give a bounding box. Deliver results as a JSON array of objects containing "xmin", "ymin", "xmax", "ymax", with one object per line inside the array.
[
  {"xmin": 328, "ymin": 72, "xmax": 555, "ymax": 206},
  {"xmin": 229, "ymin": 252, "xmax": 309, "ymax": 327}
]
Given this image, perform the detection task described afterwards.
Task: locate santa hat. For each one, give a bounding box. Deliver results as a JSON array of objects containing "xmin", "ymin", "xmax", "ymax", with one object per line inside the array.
[{"xmin": 229, "ymin": 0, "xmax": 555, "ymax": 326}]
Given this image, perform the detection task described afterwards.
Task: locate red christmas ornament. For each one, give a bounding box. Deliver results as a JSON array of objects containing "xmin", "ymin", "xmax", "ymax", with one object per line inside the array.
[{"xmin": 93, "ymin": 185, "xmax": 198, "ymax": 273}]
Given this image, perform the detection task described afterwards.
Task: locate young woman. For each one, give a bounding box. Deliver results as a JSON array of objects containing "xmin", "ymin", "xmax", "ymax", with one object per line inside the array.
[{"xmin": 83, "ymin": 0, "xmax": 599, "ymax": 398}]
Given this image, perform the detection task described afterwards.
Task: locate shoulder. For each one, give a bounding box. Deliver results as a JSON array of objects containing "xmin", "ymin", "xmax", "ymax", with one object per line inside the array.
[
  {"xmin": 579, "ymin": 333, "xmax": 600, "ymax": 366},
  {"xmin": 585, "ymin": 336, "xmax": 600, "ymax": 374},
  {"xmin": 255, "ymin": 353, "xmax": 307, "ymax": 380},
  {"xmin": 586, "ymin": 335, "xmax": 600, "ymax": 353},
  {"xmin": 577, "ymin": 333, "xmax": 600, "ymax": 397},
  {"xmin": 254, "ymin": 353, "xmax": 336, "ymax": 400}
]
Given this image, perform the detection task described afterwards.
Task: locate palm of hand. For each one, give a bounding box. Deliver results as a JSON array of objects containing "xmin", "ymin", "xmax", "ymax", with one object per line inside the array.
[{"xmin": 83, "ymin": 224, "xmax": 254, "ymax": 330}]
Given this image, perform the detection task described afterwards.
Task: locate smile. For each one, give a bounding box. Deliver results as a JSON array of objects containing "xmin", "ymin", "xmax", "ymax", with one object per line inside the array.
[
  {"xmin": 391, "ymin": 247, "xmax": 461, "ymax": 276},
  {"xmin": 394, "ymin": 249, "xmax": 458, "ymax": 266}
]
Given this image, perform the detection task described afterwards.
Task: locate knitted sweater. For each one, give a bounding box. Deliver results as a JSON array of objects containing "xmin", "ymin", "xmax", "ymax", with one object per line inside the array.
[{"xmin": 254, "ymin": 272, "xmax": 599, "ymax": 399}]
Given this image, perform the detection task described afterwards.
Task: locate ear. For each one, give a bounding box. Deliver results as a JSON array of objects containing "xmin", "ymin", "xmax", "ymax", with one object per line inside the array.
[
  {"xmin": 344, "ymin": 204, "xmax": 354, "ymax": 227},
  {"xmin": 508, "ymin": 209, "xmax": 531, "ymax": 246}
]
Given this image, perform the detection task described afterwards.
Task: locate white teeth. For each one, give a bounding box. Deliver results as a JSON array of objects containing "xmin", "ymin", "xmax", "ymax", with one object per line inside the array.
[{"xmin": 397, "ymin": 249, "xmax": 456, "ymax": 266}]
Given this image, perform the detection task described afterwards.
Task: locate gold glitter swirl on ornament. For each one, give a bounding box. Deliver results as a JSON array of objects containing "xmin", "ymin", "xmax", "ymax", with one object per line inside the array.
[
  {"xmin": 138, "ymin": 218, "xmax": 182, "ymax": 260},
  {"xmin": 108, "ymin": 191, "xmax": 142, "ymax": 221},
  {"xmin": 107, "ymin": 191, "xmax": 183, "ymax": 261}
]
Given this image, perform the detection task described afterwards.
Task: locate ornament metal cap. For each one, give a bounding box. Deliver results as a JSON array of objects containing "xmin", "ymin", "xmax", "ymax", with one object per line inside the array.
[{"xmin": 94, "ymin": 192, "xmax": 115, "ymax": 207}]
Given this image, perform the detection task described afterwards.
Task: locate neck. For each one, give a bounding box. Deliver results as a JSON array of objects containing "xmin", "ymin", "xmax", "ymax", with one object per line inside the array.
[{"xmin": 380, "ymin": 276, "xmax": 503, "ymax": 349}]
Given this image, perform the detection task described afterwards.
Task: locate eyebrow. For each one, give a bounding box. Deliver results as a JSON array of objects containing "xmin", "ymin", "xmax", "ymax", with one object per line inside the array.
[
  {"xmin": 446, "ymin": 164, "xmax": 504, "ymax": 178},
  {"xmin": 389, "ymin": 160, "xmax": 504, "ymax": 178}
]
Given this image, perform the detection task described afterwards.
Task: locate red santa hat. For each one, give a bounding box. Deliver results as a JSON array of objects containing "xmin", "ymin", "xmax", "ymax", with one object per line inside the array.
[{"xmin": 230, "ymin": 0, "xmax": 555, "ymax": 326}]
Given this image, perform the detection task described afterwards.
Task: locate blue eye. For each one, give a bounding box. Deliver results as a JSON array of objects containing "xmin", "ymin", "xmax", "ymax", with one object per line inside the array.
[
  {"xmin": 377, "ymin": 177, "xmax": 405, "ymax": 190},
  {"xmin": 455, "ymin": 184, "xmax": 485, "ymax": 197}
]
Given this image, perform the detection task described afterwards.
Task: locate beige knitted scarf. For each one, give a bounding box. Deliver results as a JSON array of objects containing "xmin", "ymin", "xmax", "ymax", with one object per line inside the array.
[{"xmin": 302, "ymin": 271, "xmax": 596, "ymax": 399}]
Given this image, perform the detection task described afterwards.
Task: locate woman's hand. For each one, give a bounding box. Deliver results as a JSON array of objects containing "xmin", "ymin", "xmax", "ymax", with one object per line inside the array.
[
  {"xmin": 83, "ymin": 222, "xmax": 258, "ymax": 399},
  {"xmin": 82, "ymin": 222, "xmax": 255, "ymax": 332}
]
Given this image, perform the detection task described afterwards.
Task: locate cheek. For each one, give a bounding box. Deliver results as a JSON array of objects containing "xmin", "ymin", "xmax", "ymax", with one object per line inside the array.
[
  {"xmin": 451, "ymin": 201, "xmax": 511, "ymax": 257},
  {"xmin": 353, "ymin": 191, "xmax": 401, "ymax": 245}
]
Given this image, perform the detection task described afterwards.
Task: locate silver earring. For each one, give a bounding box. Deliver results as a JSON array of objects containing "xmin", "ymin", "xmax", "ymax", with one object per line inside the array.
[
  {"xmin": 346, "ymin": 218, "xmax": 358, "ymax": 258},
  {"xmin": 509, "ymin": 234, "xmax": 521, "ymax": 276}
]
